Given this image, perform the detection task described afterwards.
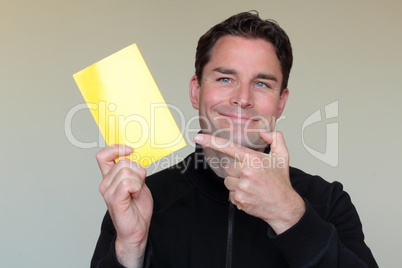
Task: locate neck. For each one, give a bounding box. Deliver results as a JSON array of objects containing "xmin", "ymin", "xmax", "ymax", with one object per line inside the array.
[{"xmin": 202, "ymin": 147, "xmax": 235, "ymax": 179}]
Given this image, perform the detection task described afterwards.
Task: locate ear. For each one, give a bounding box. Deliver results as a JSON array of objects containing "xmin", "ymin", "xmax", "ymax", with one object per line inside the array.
[
  {"xmin": 276, "ymin": 88, "xmax": 289, "ymax": 118},
  {"xmin": 189, "ymin": 75, "xmax": 201, "ymax": 110}
]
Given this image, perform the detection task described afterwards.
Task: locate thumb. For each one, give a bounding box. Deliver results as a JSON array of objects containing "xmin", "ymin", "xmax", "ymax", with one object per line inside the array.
[{"xmin": 259, "ymin": 131, "xmax": 289, "ymax": 158}]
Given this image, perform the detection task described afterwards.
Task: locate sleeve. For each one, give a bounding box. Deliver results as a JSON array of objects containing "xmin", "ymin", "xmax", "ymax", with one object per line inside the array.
[
  {"xmin": 90, "ymin": 211, "xmax": 127, "ymax": 268},
  {"xmin": 91, "ymin": 211, "xmax": 153, "ymax": 268},
  {"xmin": 267, "ymin": 182, "xmax": 378, "ymax": 268}
]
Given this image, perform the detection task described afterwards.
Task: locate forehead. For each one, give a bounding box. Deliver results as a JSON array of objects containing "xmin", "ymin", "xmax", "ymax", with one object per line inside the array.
[{"xmin": 206, "ymin": 36, "xmax": 282, "ymax": 79}]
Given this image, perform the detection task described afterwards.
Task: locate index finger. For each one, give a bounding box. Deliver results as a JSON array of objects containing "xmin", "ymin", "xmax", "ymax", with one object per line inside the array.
[
  {"xmin": 194, "ymin": 134, "xmax": 256, "ymax": 162},
  {"xmin": 95, "ymin": 145, "xmax": 133, "ymax": 177}
]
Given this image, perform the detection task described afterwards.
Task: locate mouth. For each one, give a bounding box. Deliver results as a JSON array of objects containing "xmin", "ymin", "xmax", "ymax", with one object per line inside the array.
[{"xmin": 218, "ymin": 112, "xmax": 259, "ymax": 124}]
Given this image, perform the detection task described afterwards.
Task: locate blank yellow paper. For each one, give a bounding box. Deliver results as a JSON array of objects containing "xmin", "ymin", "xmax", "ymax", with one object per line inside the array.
[{"xmin": 73, "ymin": 44, "xmax": 187, "ymax": 166}]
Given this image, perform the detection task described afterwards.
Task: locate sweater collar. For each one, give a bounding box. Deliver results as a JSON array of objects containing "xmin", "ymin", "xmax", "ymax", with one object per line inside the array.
[{"xmin": 185, "ymin": 145, "xmax": 230, "ymax": 203}]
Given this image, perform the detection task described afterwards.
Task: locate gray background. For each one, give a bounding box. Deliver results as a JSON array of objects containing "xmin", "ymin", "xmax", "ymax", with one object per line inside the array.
[{"xmin": 1, "ymin": 0, "xmax": 401, "ymax": 267}]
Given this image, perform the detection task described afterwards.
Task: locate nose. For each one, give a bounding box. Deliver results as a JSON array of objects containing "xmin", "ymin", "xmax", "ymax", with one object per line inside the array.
[{"xmin": 230, "ymin": 84, "xmax": 253, "ymax": 108}]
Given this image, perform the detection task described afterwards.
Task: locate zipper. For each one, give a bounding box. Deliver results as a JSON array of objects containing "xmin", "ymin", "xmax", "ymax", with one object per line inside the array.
[{"xmin": 226, "ymin": 202, "xmax": 235, "ymax": 268}]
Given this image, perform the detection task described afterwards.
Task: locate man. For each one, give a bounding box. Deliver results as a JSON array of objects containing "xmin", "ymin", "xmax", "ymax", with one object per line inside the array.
[{"xmin": 91, "ymin": 11, "xmax": 377, "ymax": 267}]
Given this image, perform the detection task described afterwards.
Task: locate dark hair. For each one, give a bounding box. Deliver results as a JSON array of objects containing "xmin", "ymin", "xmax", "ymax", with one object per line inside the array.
[{"xmin": 195, "ymin": 11, "xmax": 293, "ymax": 93}]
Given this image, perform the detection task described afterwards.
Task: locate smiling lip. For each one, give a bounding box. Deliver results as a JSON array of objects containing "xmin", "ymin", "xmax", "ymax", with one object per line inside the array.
[{"xmin": 218, "ymin": 112, "xmax": 259, "ymax": 123}]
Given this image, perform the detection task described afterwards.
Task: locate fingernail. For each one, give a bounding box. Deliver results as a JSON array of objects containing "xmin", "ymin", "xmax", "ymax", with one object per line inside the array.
[
  {"xmin": 194, "ymin": 134, "xmax": 203, "ymax": 143},
  {"xmin": 124, "ymin": 146, "xmax": 133, "ymax": 153}
]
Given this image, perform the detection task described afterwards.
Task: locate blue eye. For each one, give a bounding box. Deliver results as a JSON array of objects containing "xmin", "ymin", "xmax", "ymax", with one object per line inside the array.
[
  {"xmin": 219, "ymin": 78, "xmax": 231, "ymax": 83},
  {"xmin": 256, "ymin": 82, "xmax": 268, "ymax": 88}
]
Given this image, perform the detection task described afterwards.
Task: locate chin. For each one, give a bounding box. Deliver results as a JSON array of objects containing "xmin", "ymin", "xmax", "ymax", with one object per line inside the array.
[
  {"xmin": 212, "ymin": 128, "xmax": 266, "ymax": 150},
  {"xmin": 235, "ymin": 135, "xmax": 266, "ymax": 150}
]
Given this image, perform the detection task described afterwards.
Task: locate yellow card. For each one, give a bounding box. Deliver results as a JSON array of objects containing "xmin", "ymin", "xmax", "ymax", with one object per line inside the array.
[{"xmin": 73, "ymin": 44, "xmax": 187, "ymax": 166}]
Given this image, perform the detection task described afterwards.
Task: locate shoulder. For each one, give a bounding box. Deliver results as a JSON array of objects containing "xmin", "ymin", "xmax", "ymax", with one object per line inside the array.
[
  {"xmin": 290, "ymin": 166, "xmax": 344, "ymax": 192},
  {"xmin": 289, "ymin": 167, "xmax": 347, "ymax": 211}
]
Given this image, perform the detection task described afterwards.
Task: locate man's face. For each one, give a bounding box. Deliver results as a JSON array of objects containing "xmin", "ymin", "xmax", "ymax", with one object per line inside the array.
[{"xmin": 190, "ymin": 36, "xmax": 289, "ymax": 150}]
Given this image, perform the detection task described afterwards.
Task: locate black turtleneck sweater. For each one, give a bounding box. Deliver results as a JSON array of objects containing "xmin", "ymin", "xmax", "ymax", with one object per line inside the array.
[{"xmin": 91, "ymin": 148, "xmax": 378, "ymax": 268}]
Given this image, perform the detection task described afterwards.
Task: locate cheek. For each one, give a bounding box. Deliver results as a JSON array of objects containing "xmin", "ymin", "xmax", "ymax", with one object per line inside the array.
[
  {"xmin": 199, "ymin": 87, "xmax": 226, "ymax": 109},
  {"xmin": 255, "ymin": 96, "xmax": 280, "ymax": 116}
]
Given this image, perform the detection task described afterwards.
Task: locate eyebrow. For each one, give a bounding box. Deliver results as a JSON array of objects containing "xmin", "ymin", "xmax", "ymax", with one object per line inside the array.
[
  {"xmin": 213, "ymin": 67, "xmax": 238, "ymax": 75},
  {"xmin": 213, "ymin": 67, "xmax": 278, "ymax": 82},
  {"xmin": 255, "ymin": 73, "xmax": 278, "ymax": 82}
]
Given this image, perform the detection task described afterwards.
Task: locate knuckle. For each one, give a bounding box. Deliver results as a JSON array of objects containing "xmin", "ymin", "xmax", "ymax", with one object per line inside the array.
[
  {"xmin": 99, "ymin": 181, "xmax": 106, "ymax": 194},
  {"xmin": 242, "ymin": 168, "xmax": 254, "ymax": 178},
  {"xmin": 127, "ymin": 160, "xmax": 147, "ymax": 178},
  {"xmin": 102, "ymin": 190, "xmax": 113, "ymax": 204},
  {"xmin": 120, "ymin": 178, "xmax": 132, "ymax": 188},
  {"xmin": 137, "ymin": 166, "xmax": 147, "ymax": 178},
  {"xmin": 238, "ymin": 180, "xmax": 249, "ymax": 191},
  {"xmin": 233, "ymin": 191, "xmax": 244, "ymax": 203},
  {"xmin": 117, "ymin": 162, "xmax": 146, "ymax": 180},
  {"xmin": 95, "ymin": 150, "xmax": 105, "ymax": 163},
  {"xmin": 273, "ymin": 131, "xmax": 283, "ymax": 143},
  {"xmin": 223, "ymin": 177, "xmax": 230, "ymax": 187},
  {"xmin": 133, "ymin": 178, "xmax": 143, "ymax": 190},
  {"xmin": 120, "ymin": 178, "xmax": 142, "ymax": 192},
  {"xmin": 119, "ymin": 166, "xmax": 134, "ymax": 177},
  {"xmin": 275, "ymin": 131, "xmax": 283, "ymax": 137}
]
